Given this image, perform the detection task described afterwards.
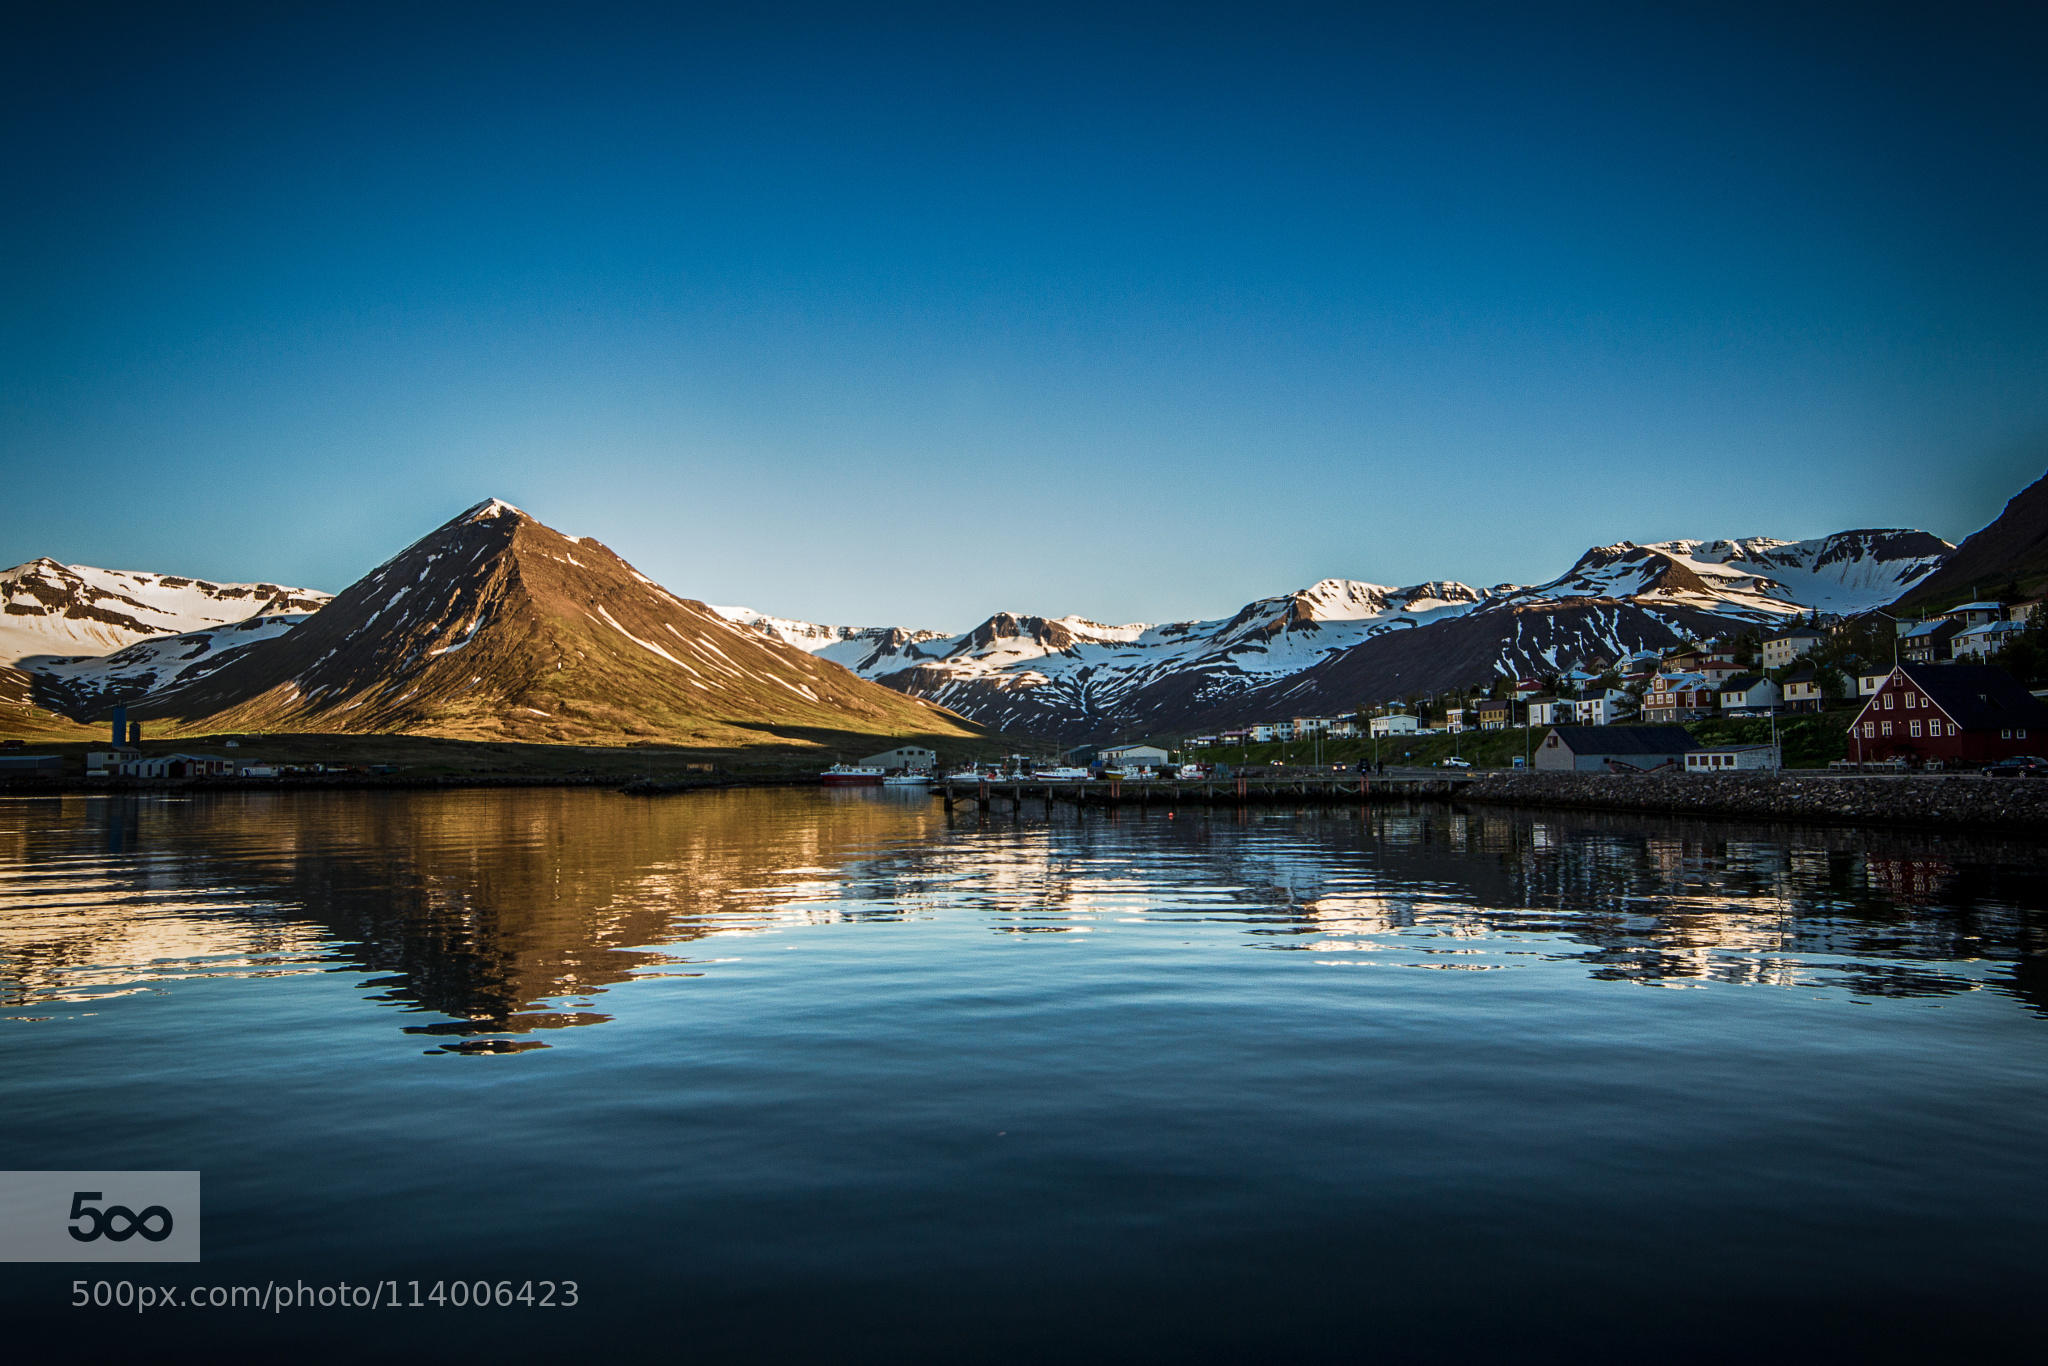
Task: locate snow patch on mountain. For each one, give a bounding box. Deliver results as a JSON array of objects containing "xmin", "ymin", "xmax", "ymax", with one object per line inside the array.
[{"xmin": 0, "ymin": 558, "xmax": 331, "ymax": 670}]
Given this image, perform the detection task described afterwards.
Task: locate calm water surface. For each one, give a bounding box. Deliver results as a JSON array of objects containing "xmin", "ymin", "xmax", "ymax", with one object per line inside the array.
[{"xmin": 3, "ymin": 789, "xmax": 2045, "ymax": 1362}]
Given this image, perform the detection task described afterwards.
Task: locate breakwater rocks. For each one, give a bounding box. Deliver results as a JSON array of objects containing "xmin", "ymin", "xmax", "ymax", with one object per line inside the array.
[{"xmin": 1458, "ymin": 771, "xmax": 2048, "ymax": 833}]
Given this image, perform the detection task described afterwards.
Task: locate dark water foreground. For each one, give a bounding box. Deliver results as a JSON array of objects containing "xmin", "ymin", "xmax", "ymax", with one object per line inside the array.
[{"xmin": 2, "ymin": 789, "xmax": 2044, "ymax": 1363}]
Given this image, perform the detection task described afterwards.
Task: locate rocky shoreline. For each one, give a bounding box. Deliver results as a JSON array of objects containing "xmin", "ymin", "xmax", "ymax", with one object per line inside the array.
[{"xmin": 1453, "ymin": 771, "xmax": 2048, "ymax": 834}]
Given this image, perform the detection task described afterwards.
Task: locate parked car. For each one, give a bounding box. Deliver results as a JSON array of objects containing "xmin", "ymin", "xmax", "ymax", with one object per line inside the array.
[
  {"xmin": 1439, "ymin": 757, "xmax": 1472, "ymax": 768},
  {"xmin": 1984, "ymin": 755, "xmax": 2048, "ymax": 778}
]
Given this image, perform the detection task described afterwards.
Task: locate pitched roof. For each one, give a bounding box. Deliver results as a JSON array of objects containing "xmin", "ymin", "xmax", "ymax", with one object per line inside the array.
[
  {"xmin": 1547, "ymin": 725, "xmax": 1699, "ymax": 755},
  {"xmin": 1721, "ymin": 674, "xmax": 1767, "ymax": 691},
  {"xmin": 1902, "ymin": 619, "xmax": 1961, "ymax": 640},
  {"xmin": 1901, "ymin": 665, "xmax": 2048, "ymax": 731},
  {"xmin": 1781, "ymin": 665, "xmax": 1818, "ymax": 683}
]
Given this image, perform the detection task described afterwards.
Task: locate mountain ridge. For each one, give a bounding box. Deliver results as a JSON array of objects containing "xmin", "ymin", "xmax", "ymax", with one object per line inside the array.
[{"xmin": 717, "ymin": 528, "xmax": 1953, "ymax": 741}]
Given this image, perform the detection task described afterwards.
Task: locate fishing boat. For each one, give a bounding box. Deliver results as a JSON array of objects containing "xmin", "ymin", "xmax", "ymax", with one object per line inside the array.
[
  {"xmin": 1033, "ymin": 766, "xmax": 1092, "ymax": 781},
  {"xmin": 820, "ymin": 764, "xmax": 885, "ymax": 786},
  {"xmin": 881, "ymin": 771, "xmax": 932, "ymax": 786}
]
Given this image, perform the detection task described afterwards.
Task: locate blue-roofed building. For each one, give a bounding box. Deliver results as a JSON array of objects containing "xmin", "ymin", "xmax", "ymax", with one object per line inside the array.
[{"xmin": 1901, "ymin": 618, "xmax": 1962, "ymax": 665}]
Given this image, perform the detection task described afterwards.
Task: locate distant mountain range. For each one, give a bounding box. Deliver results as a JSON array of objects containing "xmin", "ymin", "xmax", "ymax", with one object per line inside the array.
[
  {"xmin": 6, "ymin": 468, "xmax": 2045, "ymax": 748},
  {"xmin": 716, "ymin": 530, "xmax": 1952, "ymax": 741}
]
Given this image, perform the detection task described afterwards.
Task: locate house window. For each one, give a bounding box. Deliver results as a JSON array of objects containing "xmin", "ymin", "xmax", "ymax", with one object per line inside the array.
[
  {"xmin": 1881, "ymin": 722, "xmax": 1892, "ymax": 736},
  {"xmin": 1863, "ymin": 722, "xmax": 1876, "ymax": 738},
  {"xmin": 2021, "ymin": 730, "xmax": 2029, "ymax": 740},
  {"xmin": 1949, "ymin": 723, "xmax": 1960, "ymax": 737},
  {"xmin": 1909, "ymin": 721, "xmax": 1922, "ymax": 738},
  {"xmin": 1905, "ymin": 693, "xmax": 1915, "ymax": 709}
]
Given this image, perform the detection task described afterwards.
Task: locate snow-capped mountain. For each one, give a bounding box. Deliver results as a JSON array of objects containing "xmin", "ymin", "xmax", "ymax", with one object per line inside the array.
[
  {"xmin": 1638, "ymin": 531, "xmax": 1951, "ymax": 611},
  {"xmin": 719, "ymin": 529, "xmax": 1952, "ymax": 742},
  {"xmin": 0, "ymin": 558, "xmax": 330, "ymax": 668},
  {"xmin": 23, "ymin": 613, "xmax": 318, "ymax": 717},
  {"xmin": 708, "ymin": 607, "xmax": 952, "ymax": 674}
]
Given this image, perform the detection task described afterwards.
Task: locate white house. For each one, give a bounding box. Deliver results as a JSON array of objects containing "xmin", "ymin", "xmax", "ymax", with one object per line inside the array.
[
  {"xmin": 1953, "ymin": 620, "xmax": 2023, "ymax": 661},
  {"xmin": 1856, "ymin": 670, "xmax": 1892, "ymax": 696},
  {"xmin": 1718, "ymin": 675, "xmax": 1782, "ymax": 713},
  {"xmin": 1524, "ymin": 698, "xmax": 1567, "ymax": 727},
  {"xmin": 1100, "ymin": 744, "xmax": 1171, "ymax": 769},
  {"xmin": 1572, "ymin": 692, "xmax": 1632, "ymax": 726},
  {"xmin": 1685, "ymin": 744, "xmax": 1782, "ymax": 772},
  {"xmin": 1761, "ymin": 630, "xmax": 1824, "ymax": 670},
  {"xmin": 1369, "ymin": 714, "xmax": 1420, "ymax": 738}
]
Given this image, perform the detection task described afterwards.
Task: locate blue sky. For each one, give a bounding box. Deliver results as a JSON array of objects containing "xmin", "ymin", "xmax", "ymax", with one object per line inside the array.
[{"xmin": 4, "ymin": 3, "xmax": 2045, "ymax": 628}]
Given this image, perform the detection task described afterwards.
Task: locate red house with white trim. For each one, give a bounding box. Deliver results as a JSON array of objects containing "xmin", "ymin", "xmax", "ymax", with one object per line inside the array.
[{"xmin": 1846, "ymin": 665, "xmax": 2048, "ymax": 766}]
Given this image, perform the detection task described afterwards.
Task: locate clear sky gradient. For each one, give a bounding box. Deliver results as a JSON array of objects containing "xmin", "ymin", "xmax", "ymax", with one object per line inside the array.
[{"xmin": 5, "ymin": 3, "xmax": 2045, "ymax": 628}]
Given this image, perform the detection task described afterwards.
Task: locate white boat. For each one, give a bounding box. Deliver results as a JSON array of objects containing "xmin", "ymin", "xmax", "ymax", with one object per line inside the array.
[
  {"xmin": 820, "ymin": 764, "xmax": 885, "ymax": 786},
  {"xmin": 881, "ymin": 771, "xmax": 932, "ymax": 786},
  {"xmin": 1033, "ymin": 766, "xmax": 1091, "ymax": 781}
]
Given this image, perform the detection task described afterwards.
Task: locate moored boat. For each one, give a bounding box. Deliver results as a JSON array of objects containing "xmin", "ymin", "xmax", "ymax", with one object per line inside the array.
[
  {"xmin": 1033, "ymin": 766, "xmax": 1092, "ymax": 781},
  {"xmin": 820, "ymin": 764, "xmax": 885, "ymax": 786},
  {"xmin": 881, "ymin": 771, "xmax": 932, "ymax": 786}
]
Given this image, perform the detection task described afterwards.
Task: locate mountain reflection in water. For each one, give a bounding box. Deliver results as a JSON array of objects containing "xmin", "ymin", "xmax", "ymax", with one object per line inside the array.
[{"xmin": 3, "ymin": 789, "xmax": 2044, "ymax": 1043}]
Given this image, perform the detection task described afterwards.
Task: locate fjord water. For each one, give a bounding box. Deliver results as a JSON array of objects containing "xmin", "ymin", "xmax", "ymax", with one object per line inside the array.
[{"xmin": 2, "ymin": 790, "xmax": 2044, "ymax": 1362}]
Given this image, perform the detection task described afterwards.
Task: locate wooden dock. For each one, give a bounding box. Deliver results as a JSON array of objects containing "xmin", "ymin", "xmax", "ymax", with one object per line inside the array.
[{"xmin": 936, "ymin": 768, "xmax": 1475, "ymax": 812}]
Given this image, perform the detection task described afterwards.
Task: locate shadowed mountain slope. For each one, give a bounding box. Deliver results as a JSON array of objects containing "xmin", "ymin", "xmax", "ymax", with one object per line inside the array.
[{"xmin": 1892, "ymin": 468, "xmax": 2048, "ymax": 612}]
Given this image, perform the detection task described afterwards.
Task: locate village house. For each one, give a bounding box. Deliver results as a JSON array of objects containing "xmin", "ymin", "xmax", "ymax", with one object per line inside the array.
[
  {"xmin": 1938, "ymin": 601, "xmax": 2006, "ymax": 629},
  {"xmin": 1856, "ymin": 670, "xmax": 1892, "ymax": 696},
  {"xmin": 1780, "ymin": 665, "xmax": 1827, "ymax": 713},
  {"xmin": 1953, "ymin": 620, "xmax": 2024, "ymax": 661},
  {"xmin": 1524, "ymin": 697, "xmax": 1567, "ymax": 727},
  {"xmin": 1761, "ymin": 629, "xmax": 1824, "ymax": 670},
  {"xmin": 1663, "ymin": 651, "xmax": 1743, "ymax": 687},
  {"xmin": 1575, "ymin": 690, "xmax": 1635, "ymax": 726},
  {"xmin": 1472, "ymin": 698, "xmax": 1520, "ymax": 730},
  {"xmin": 1325, "ymin": 717, "xmax": 1360, "ymax": 738},
  {"xmin": 1534, "ymin": 725, "xmax": 1699, "ymax": 773},
  {"xmin": 1718, "ymin": 675, "xmax": 1782, "ymax": 714},
  {"xmin": 1370, "ymin": 714, "xmax": 1420, "ymax": 738},
  {"xmin": 1685, "ymin": 744, "xmax": 1781, "ymax": 772},
  {"xmin": 1442, "ymin": 707, "xmax": 1465, "ymax": 733},
  {"xmin": 1899, "ymin": 618, "xmax": 1961, "ymax": 665},
  {"xmin": 1642, "ymin": 673, "xmax": 1716, "ymax": 723},
  {"xmin": 1511, "ymin": 678, "xmax": 1545, "ymax": 700},
  {"xmin": 1846, "ymin": 665, "xmax": 2048, "ymax": 766}
]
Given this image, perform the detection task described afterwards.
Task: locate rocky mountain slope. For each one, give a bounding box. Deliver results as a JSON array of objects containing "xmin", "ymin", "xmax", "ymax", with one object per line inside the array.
[
  {"xmin": 1891, "ymin": 468, "xmax": 2048, "ymax": 612},
  {"xmin": 720, "ymin": 529, "xmax": 1952, "ymax": 742},
  {"xmin": 141, "ymin": 500, "xmax": 985, "ymax": 751}
]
